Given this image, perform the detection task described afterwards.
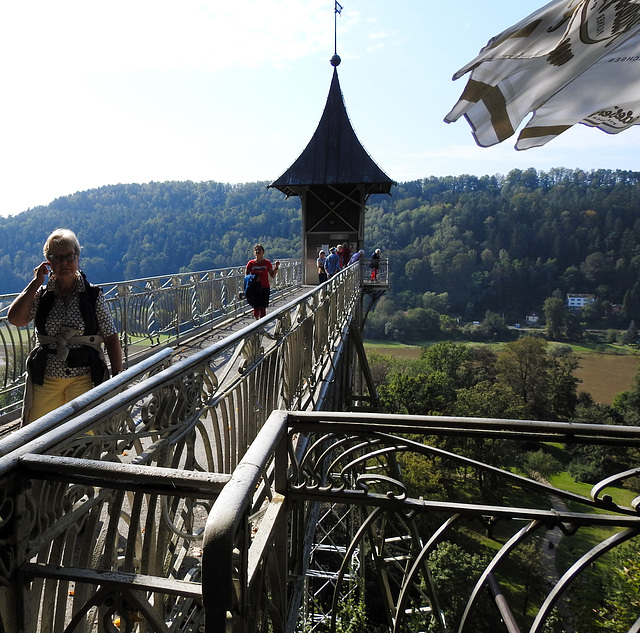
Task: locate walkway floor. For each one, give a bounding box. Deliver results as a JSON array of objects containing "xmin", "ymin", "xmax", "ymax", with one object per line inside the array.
[
  {"xmin": 0, "ymin": 285, "xmax": 312, "ymax": 437},
  {"xmin": 171, "ymin": 285, "xmax": 311, "ymax": 362}
]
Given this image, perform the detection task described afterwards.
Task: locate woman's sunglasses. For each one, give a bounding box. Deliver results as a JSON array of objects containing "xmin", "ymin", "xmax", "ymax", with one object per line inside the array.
[{"xmin": 48, "ymin": 253, "xmax": 77, "ymax": 264}]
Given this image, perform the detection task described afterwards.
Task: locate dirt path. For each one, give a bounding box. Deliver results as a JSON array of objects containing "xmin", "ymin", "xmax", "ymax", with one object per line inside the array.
[{"xmin": 541, "ymin": 493, "xmax": 574, "ymax": 631}]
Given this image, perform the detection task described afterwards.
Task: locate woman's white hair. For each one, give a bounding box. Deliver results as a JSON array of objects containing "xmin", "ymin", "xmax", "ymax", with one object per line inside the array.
[{"xmin": 43, "ymin": 228, "xmax": 81, "ymax": 259}]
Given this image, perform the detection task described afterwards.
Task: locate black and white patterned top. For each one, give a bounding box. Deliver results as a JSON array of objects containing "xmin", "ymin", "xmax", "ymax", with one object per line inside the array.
[{"xmin": 29, "ymin": 271, "xmax": 117, "ymax": 378}]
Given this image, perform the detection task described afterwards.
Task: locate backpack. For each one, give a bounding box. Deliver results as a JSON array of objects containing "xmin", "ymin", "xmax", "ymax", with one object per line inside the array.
[{"xmin": 244, "ymin": 273, "xmax": 261, "ymax": 307}]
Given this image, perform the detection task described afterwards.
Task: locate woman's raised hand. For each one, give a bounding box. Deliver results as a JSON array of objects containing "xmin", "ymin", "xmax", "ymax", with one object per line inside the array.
[{"xmin": 33, "ymin": 262, "xmax": 49, "ymax": 284}]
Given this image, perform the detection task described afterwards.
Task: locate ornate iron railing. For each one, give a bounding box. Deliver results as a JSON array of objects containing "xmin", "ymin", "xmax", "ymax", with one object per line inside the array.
[
  {"xmin": 204, "ymin": 410, "xmax": 640, "ymax": 633},
  {"xmin": 0, "ymin": 265, "xmax": 365, "ymax": 633},
  {"xmin": 0, "ymin": 260, "xmax": 303, "ymax": 417},
  {"xmin": 1, "ymin": 259, "xmax": 637, "ymax": 632},
  {"xmin": 360, "ymin": 256, "xmax": 389, "ymax": 285}
]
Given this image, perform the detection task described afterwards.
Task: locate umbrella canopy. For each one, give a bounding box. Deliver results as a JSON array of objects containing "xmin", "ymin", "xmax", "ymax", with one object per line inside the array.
[{"xmin": 445, "ymin": 0, "xmax": 640, "ymax": 150}]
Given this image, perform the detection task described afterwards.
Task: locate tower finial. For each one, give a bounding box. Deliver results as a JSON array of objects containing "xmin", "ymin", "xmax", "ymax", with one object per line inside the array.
[{"xmin": 333, "ymin": 2, "xmax": 343, "ymax": 64}]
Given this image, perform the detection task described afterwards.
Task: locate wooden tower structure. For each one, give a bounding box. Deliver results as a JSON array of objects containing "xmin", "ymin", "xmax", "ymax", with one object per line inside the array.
[{"xmin": 269, "ymin": 55, "xmax": 394, "ymax": 284}]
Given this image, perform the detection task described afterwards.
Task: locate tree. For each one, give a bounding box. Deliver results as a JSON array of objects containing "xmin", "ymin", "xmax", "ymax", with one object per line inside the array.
[
  {"xmin": 422, "ymin": 291, "xmax": 449, "ymax": 312},
  {"xmin": 612, "ymin": 364, "xmax": 640, "ymax": 425},
  {"xmin": 378, "ymin": 343, "xmax": 478, "ymax": 415},
  {"xmin": 439, "ymin": 314, "xmax": 460, "ymax": 338},
  {"xmin": 622, "ymin": 287, "xmax": 639, "ymax": 322},
  {"xmin": 478, "ymin": 310, "xmax": 511, "ymax": 340},
  {"xmin": 543, "ymin": 296, "xmax": 566, "ymax": 340},
  {"xmin": 427, "ymin": 542, "xmax": 494, "ymax": 631},
  {"xmin": 563, "ymin": 310, "xmax": 584, "ymax": 342},
  {"xmin": 580, "ymin": 251, "xmax": 612, "ymax": 286},
  {"xmin": 514, "ymin": 540, "xmax": 544, "ymax": 616},
  {"xmin": 547, "ymin": 346, "xmax": 581, "ymax": 419},
  {"xmin": 396, "ymin": 451, "xmax": 447, "ymax": 500},
  {"xmin": 594, "ymin": 541, "xmax": 640, "ymax": 631},
  {"xmin": 496, "ymin": 337, "xmax": 552, "ymax": 419},
  {"xmin": 453, "ymin": 381, "xmax": 525, "ymax": 419},
  {"xmin": 568, "ymin": 402, "xmax": 631, "ymax": 482},
  {"xmin": 378, "ymin": 371, "xmax": 457, "ymax": 415},
  {"xmin": 622, "ymin": 320, "xmax": 638, "ymax": 345},
  {"xmin": 419, "ymin": 341, "xmax": 472, "ymax": 387}
]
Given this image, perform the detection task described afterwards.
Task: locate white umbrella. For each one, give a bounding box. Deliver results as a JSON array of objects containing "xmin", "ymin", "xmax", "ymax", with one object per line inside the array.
[{"xmin": 445, "ymin": 0, "xmax": 640, "ymax": 149}]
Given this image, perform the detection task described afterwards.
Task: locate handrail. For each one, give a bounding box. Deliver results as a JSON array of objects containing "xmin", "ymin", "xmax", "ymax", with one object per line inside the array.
[
  {"xmin": 202, "ymin": 409, "xmax": 640, "ymax": 633},
  {"xmin": 0, "ymin": 347, "xmax": 173, "ymax": 458},
  {"xmin": 0, "ymin": 264, "xmax": 362, "ymax": 633},
  {"xmin": 0, "ymin": 259, "xmax": 303, "ymax": 416}
]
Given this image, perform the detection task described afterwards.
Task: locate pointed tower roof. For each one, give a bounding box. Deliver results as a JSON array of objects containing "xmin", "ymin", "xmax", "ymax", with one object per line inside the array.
[{"xmin": 269, "ymin": 66, "xmax": 394, "ymax": 198}]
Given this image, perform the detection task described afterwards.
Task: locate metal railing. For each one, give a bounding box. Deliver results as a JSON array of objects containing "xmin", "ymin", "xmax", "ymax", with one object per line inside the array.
[
  {"xmin": 1, "ymin": 259, "xmax": 636, "ymax": 632},
  {"xmin": 359, "ymin": 256, "xmax": 389, "ymax": 284},
  {"xmin": 204, "ymin": 410, "xmax": 640, "ymax": 633},
  {"xmin": 0, "ymin": 264, "xmax": 364, "ymax": 633},
  {"xmin": 0, "ymin": 260, "xmax": 303, "ymax": 417}
]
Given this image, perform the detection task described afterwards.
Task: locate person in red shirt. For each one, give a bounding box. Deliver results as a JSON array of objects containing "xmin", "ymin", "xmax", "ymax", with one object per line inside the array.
[
  {"xmin": 340, "ymin": 241, "xmax": 351, "ymax": 268},
  {"xmin": 245, "ymin": 244, "xmax": 280, "ymax": 319}
]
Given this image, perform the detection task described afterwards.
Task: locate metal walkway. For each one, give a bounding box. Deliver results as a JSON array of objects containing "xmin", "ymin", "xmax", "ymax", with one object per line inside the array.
[
  {"xmin": 0, "ymin": 263, "xmax": 373, "ymax": 633},
  {"xmin": 0, "ymin": 260, "xmax": 638, "ymax": 633}
]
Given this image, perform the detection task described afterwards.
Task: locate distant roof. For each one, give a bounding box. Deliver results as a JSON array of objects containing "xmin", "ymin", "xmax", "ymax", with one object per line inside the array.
[{"xmin": 269, "ymin": 68, "xmax": 394, "ymax": 197}]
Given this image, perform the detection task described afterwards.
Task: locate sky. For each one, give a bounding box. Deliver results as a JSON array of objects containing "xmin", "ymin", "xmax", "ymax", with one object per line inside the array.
[{"xmin": 2, "ymin": 0, "xmax": 640, "ymax": 218}]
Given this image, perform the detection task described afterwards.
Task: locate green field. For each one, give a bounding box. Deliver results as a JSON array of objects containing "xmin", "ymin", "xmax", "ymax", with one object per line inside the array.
[{"xmin": 364, "ymin": 340, "xmax": 640, "ymax": 404}]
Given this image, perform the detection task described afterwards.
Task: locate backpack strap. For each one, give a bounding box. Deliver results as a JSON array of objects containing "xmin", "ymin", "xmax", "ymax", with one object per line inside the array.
[{"xmin": 29, "ymin": 272, "xmax": 107, "ymax": 386}]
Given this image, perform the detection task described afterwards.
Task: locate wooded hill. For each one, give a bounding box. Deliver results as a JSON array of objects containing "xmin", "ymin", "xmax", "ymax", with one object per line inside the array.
[
  {"xmin": 2, "ymin": 168, "xmax": 640, "ymax": 329},
  {"xmin": 0, "ymin": 181, "xmax": 302, "ymax": 292}
]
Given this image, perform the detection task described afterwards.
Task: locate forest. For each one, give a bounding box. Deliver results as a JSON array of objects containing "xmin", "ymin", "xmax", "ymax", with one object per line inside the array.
[
  {"xmin": 0, "ymin": 181, "xmax": 302, "ymax": 291},
  {"xmin": 2, "ymin": 167, "xmax": 640, "ymax": 339},
  {"xmin": 365, "ymin": 338, "xmax": 640, "ymax": 631},
  {"xmin": 2, "ymin": 170, "xmax": 640, "ymax": 629}
]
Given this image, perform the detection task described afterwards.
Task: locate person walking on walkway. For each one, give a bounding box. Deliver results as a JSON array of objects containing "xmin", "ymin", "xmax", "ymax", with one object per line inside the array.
[
  {"xmin": 317, "ymin": 250, "xmax": 328, "ymax": 283},
  {"xmin": 245, "ymin": 244, "xmax": 280, "ymax": 319}
]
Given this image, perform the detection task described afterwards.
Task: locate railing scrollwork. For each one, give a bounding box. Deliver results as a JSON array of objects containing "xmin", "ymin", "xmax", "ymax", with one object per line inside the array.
[
  {"xmin": 0, "ymin": 265, "xmax": 364, "ymax": 633},
  {"xmin": 203, "ymin": 410, "xmax": 640, "ymax": 633},
  {"xmin": 0, "ymin": 260, "xmax": 303, "ymax": 417}
]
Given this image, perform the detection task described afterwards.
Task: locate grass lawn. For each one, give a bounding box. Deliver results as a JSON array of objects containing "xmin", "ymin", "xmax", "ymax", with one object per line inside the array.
[
  {"xmin": 546, "ymin": 471, "xmax": 638, "ymax": 576},
  {"xmin": 562, "ymin": 341, "xmax": 640, "ymax": 356},
  {"xmin": 548, "ymin": 471, "xmax": 638, "ymax": 508},
  {"xmin": 365, "ymin": 338, "xmax": 640, "ymax": 357}
]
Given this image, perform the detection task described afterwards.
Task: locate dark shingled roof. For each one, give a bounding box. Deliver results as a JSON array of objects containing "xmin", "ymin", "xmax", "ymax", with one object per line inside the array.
[{"xmin": 269, "ymin": 68, "xmax": 394, "ymax": 197}]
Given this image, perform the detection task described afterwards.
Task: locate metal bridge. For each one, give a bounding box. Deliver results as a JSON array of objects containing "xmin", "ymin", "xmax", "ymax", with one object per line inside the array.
[{"xmin": 0, "ymin": 259, "xmax": 639, "ymax": 633}]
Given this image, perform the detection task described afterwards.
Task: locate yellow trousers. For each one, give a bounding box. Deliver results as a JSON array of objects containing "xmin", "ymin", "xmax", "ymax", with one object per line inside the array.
[{"xmin": 28, "ymin": 375, "xmax": 94, "ymax": 424}]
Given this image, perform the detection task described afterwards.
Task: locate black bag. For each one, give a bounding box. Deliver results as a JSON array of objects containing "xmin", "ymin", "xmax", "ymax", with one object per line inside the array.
[{"xmin": 244, "ymin": 274, "xmax": 261, "ymax": 307}]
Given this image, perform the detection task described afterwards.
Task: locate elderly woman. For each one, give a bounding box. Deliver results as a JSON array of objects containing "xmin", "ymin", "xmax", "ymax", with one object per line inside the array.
[{"xmin": 8, "ymin": 228, "xmax": 122, "ymax": 424}]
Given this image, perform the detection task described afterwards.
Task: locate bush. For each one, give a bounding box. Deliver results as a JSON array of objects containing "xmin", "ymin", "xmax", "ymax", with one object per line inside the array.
[
  {"xmin": 568, "ymin": 461, "xmax": 600, "ymax": 484},
  {"xmin": 524, "ymin": 449, "xmax": 562, "ymax": 479}
]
